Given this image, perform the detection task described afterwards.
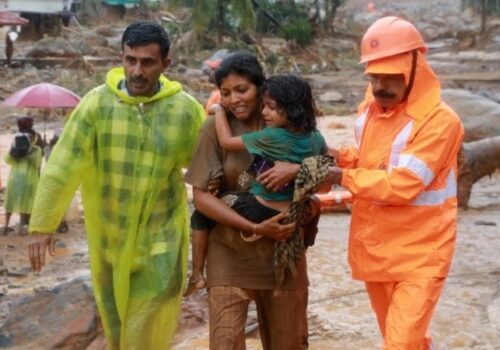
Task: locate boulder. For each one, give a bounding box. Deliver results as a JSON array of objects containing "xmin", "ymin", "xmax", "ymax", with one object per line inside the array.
[
  {"xmin": 26, "ymin": 37, "xmax": 82, "ymax": 58},
  {"xmin": 0, "ymin": 278, "xmax": 98, "ymax": 349},
  {"xmin": 442, "ymin": 89, "xmax": 500, "ymax": 142},
  {"xmin": 319, "ymin": 91, "xmax": 344, "ymax": 103}
]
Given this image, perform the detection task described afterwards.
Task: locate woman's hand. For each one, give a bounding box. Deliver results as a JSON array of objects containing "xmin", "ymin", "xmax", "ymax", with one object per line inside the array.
[
  {"xmin": 254, "ymin": 212, "xmax": 295, "ymax": 241},
  {"xmin": 257, "ymin": 161, "xmax": 300, "ymax": 192},
  {"xmin": 206, "ymin": 177, "xmax": 221, "ymax": 196}
]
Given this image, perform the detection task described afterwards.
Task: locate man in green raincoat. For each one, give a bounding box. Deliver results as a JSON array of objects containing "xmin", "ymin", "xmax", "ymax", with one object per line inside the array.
[{"xmin": 27, "ymin": 21, "xmax": 205, "ymax": 349}]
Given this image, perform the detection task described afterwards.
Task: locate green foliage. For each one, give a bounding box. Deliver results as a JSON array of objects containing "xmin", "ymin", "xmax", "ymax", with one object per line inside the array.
[
  {"xmin": 280, "ymin": 19, "xmax": 313, "ymax": 46},
  {"xmin": 462, "ymin": 0, "xmax": 500, "ymax": 12},
  {"xmin": 192, "ymin": 0, "xmax": 216, "ymax": 33},
  {"xmin": 255, "ymin": 1, "xmax": 313, "ymax": 46},
  {"xmin": 190, "ymin": 0, "xmax": 256, "ymax": 35}
]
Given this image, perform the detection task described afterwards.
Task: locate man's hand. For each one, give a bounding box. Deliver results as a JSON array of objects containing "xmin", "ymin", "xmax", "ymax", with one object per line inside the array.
[
  {"xmin": 254, "ymin": 212, "xmax": 295, "ymax": 241},
  {"xmin": 257, "ymin": 161, "xmax": 300, "ymax": 192},
  {"xmin": 320, "ymin": 166, "xmax": 344, "ymax": 187},
  {"xmin": 28, "ymin": 233, "xmax": 57, "ymax": 272}
]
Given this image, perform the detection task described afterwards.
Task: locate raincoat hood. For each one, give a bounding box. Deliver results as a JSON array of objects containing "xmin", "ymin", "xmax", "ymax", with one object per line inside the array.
[
  {"xmin": 363, "ymin": 50, "xmax": 441, "ymax": 120},
  {"xmin": 106, "ymin": 67, "xmax": 182, "ymax": 104}
]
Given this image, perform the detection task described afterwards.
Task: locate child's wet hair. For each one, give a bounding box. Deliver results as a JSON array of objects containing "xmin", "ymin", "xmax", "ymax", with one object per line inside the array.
[{"xmin": 263, "ymin": 74, "xmax": 317, "ymax": 132}]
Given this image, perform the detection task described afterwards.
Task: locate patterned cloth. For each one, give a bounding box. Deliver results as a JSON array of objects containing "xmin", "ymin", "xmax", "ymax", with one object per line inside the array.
[{"xmin": 274, "ymin": 155, "xmax": 335, "ymax": 286}]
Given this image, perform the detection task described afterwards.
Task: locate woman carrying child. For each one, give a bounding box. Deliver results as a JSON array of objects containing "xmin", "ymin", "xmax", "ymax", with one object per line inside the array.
[{"xmin": 184, "ymin": 52, "xmax": 326, "ymax": 349}]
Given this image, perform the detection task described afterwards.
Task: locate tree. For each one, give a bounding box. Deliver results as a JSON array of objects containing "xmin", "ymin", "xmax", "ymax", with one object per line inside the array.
[
  {"xmin": 190, "ymin": 0, "xmax": 256, "ymax": 45},
  {"xmin": 323, "ymin": 0, "xmax": 346, "ymax": 32}
]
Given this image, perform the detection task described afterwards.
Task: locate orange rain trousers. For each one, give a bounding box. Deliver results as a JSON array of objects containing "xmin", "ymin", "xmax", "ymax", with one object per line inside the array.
[{"xmin": 365, "ymin": 278, "xmax": 445, "ymax": 350}]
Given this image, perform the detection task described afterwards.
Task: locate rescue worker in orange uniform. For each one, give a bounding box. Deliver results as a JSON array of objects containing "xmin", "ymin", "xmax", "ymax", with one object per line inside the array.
[{"xmin": 325, "ymin": 16, "xmax": 464, "ymax": 349}]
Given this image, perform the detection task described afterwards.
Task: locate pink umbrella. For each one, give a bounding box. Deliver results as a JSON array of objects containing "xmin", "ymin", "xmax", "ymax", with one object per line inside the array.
[
  {"xmin": 3, "ymin": 83, "xmax": 81, "ymax": 141},
  {"xmin": 3, "ymin": 82, "xmax": 81, "ymax": 108}
]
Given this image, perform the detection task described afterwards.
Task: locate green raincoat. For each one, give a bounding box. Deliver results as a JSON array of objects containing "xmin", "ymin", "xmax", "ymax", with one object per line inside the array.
[
  {"xmin": 4, "ymin": 145, "xmax": 42, "ymax": 214},
  {"xmin": 29, "ymin": 67, "xmax": 204, "ymax": 349}
]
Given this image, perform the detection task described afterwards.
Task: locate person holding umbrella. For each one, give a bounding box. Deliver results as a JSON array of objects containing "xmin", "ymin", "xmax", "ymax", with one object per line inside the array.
[
  {"xmin": 26, "ymin": 21, "xmax": 205, "ymax": 349},
  {"xmin": 2, "ymin": 116, "xmax": 43, "ymax": 235}
]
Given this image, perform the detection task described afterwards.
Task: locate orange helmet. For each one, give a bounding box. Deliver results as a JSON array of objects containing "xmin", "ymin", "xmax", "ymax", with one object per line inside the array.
[{"xmin": 360, "ymin": 16, "xmax": 427, "ymax": 64}]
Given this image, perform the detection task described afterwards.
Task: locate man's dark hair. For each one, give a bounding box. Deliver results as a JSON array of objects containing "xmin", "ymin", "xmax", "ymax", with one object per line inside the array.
[
  {"xmin": 122, "ymin": 21, "xmax": 170, "ymax": 59},
  {"xmin": 263, "ymin": 74, "xmax": 317, "ymax": 132},
  {"xmin": 215, "ymin": 51, "xmax": 265, "ymax": 88}
]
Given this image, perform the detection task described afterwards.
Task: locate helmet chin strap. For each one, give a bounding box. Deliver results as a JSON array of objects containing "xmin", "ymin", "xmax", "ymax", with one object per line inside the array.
[{"xmin": 402, "ymin": 50, "xmax": 418, "ymax": 102}]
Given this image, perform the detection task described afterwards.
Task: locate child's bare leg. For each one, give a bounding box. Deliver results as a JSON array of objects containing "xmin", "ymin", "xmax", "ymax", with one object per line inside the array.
[{"xmin": 184, "ymin": 229, "xmax": 209, "ymax": 296}]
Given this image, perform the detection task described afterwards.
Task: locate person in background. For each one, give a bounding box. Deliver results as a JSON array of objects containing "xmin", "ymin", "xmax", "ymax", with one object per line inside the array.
[
  {"xmin": 26, "ymin": 21, "xmax": 204, "ymax": 349},
  {"xmin": 323, "ymin": 16, "xmax": 464, "ymax": 349},
  {"xmin": 3, "ymin": 116, "xmax": 43, "ymax": 235}
]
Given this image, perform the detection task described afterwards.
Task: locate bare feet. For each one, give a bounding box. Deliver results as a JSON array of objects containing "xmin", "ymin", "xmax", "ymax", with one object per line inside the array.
[{"xmin": 183, "ymin": 274, "xmax": 206, "ymax": 297}]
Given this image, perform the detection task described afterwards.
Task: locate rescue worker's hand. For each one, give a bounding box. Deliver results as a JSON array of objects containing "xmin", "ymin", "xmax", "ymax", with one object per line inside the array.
[
  {"xmin": 322, "ymin": 166, "xmax": 344, "ymax": 187},
  {"xmin": 254, "ymin": 212, "xmax": 295, "ymax": 241},
  {"xmin": 206, "ymin": 177, "xmax": 221, "ymax": 196},
  {"xmin": 328, "ymin": 147, "xmax": 340, "ymax": 160},
  {"xmin": 28, "ymin": 233, "xmax": 57, "ymax": 272},
  {"xmin": 257, "ymin": 161, "xmax": 300, "ymax": 192}
]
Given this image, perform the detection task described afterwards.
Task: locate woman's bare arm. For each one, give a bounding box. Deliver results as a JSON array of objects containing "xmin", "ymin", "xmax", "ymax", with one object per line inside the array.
[
  {"xmin": 214, "ymin": 105, "xmax": 246, "ymax": 151},
  {"xmin": 193, "ymin": 187, "xmax": 294, "ymax": 241}
]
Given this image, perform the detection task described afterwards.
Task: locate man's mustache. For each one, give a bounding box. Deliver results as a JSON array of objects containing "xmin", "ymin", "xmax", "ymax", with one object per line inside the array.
[
  {"xmin": 131, "ymin": 76, "xmax": 148, "ymax": 84},
  {"xmin": 373, "ymin": 89, "xmax": 396, "ymax": 99}
]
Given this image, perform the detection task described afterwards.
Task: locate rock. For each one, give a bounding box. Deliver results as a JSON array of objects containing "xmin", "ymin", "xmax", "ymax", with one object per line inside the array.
[
  {"xmin": 487, "ymin": 282, "xmax": 500, "ymax": 330},
  {"xmin": 6, "ymin": 267, "xmax": 29, "ymax": 278},
  {"xmin": 442, "ymin": 89, "xmax": 500, "ymax": 142},
  {"xmin": 319, "ymin": 91, "xmax": 344, "ymax": 103},
  {"xmin": 106, "ymin": 35, "xmax": 122, "ymax": 52},
  {"xmin": 473, "ymin": 220, "xmax": 497, "ymax": 226},
  {"xmin": 26, "ymin": 37, "xmax": 82, "ymax": 58},
  {"xmin": 0, "ymin": 277, "xmax": 97, "ymax": 349}
]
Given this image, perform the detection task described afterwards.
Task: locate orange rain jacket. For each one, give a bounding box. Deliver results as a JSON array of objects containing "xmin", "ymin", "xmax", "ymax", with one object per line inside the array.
[{"xmin": 338, "ymin": 51, "xmax": 464, "ymax": 281}]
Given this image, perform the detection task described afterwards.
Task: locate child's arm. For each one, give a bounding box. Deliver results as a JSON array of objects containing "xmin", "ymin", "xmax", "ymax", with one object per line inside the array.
[{"xmin": 214, "ymin": 105, "xmax": 246, "ymax": 151}]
